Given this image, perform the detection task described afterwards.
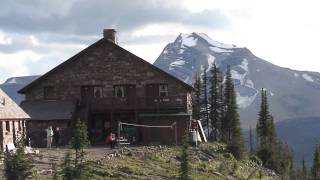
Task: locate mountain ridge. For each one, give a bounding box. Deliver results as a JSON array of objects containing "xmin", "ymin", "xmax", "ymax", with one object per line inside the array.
[{"xmin": 154, "ymin": 32, "xmax": 320, "ymax": 128}]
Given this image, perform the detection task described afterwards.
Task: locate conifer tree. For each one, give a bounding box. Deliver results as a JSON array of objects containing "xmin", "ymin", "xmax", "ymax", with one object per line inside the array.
[
  {"xmin": 179, "ymin": 133, "xmax": 191, "ymax": 180},
  {"xmin": 220, "ymin": 65, "xmax": 245, "ymax": 159},
  {"xmin": 4, "ymin": 136, "xmax": 34, "ymax": 180},
  {"xmin": 256, "ymin": 89, "xmax": 276, "ymax": 166},
  {"xmin": 301, "ymin": 156, "xmax": 307, "ymax": 180},
  {"xmin": 201, "ymin": 67, "xmax": 210, "ymax": 138},
  {"xmin": 59, "ymin": 119, "xmax": 90, "ymax": 180},
  {"xmin": 249, "ymin": 126, "xmax": 254, "ymax": 154},
  {"xmin": 192, "ymin": 73, "xmax": 202, "ymax": 121},
  {"xmin": 209, "ymin": 63, "xmax": 223, "ymax": 140},
  {"xmin": 70, "ymin": 119, "xmax": 89, "ymax": 179},
  {"xmin": 311, "ymin": 144, "xmax": 320, "ymax": 179},
  {"xmin": 61, "ymin": 151, "xmax": 74, "ymax": 180},
  {"xmin": 222, "ymin": 66, "xmax": 233, "ymax": 141},
  {"xmin": 226, "ymin": 82, "xmax": 245, "ymax": 160}
]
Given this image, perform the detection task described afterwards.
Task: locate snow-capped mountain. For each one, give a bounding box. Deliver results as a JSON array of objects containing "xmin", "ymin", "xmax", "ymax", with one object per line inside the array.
[
  {"xmin": 0, "ymin": 75, "xmax": 40, "ymax": 104},
  {"xmin": 154, "ymin": 32, "xmax": 320, "ymax": 127}
]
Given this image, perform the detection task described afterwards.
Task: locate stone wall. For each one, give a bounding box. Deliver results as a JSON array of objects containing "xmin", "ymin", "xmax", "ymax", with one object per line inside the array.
[{"xmin": 24, "ymin": 40, "xmax": 191, "ymax": 111}]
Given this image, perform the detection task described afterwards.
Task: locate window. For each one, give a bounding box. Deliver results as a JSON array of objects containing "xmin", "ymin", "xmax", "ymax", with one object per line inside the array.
[
  {"xmin": 44, "ymin": 86, "xmax": 56, "ymax": 100},
  {"xmin": 114, "ymin": 86, "xmax": 125, "ymax": 98},
  {"xmin": 94, "ymin": 86, "xmax": 103, "ymax": 98},
  {"xmin": 159, "ymin": 84, "xmax": 168, "ymax": 97},
  {"xmin": 5, "ymin": 121, "xmax": 10, "ymax": 132}
]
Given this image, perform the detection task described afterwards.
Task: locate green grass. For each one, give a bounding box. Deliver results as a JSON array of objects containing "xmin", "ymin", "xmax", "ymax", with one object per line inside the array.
[
  {"xmin": 0, "ymin": 143, "xmax": 279, "ymax": 179},
  {"xmin": 79, "ymin": 143, "xmax": 279, "ymax": 179}
]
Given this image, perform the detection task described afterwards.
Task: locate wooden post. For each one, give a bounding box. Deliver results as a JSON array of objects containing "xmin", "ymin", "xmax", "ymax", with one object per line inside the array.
[{"xmin": 118, "ymin": 122, "xmax": 121, "ymax": 148}]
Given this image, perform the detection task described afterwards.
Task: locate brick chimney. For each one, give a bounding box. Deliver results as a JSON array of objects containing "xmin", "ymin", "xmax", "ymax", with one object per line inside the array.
[{"xmin": 103, "ymin": 29, "xmax": 116, "ymax": 43}]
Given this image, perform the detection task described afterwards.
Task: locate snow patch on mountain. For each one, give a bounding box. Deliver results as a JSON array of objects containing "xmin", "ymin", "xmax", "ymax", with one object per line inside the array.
[
  {"xmin": 231, "ymin": 70, "xmax": 246, "ymax": 85},
  {"xmin": 302, "ymin": 73, "xmax": 314, "ymax": 82},
  {"xmin": 196, "ymin": 33, "xmax": 239, "ymax": 49},
  {"xmin": 294, "ymin": 72, "xmax": 299, "ymax": 78},
  {"xmin": 180, "ymin": 34, "xmax": 198, "ymax": 47},
  {"xmin": 170, "ymin": 60, "xmax": 185, "ymax": 67},
  {"xmin": 239, "ymin": 59, "xmax": 249, "ymax": 71},
  {"xmin": 246, "ymin": 80, "xmax": 254, "ymax": 88},
  {"xmin": 206, "ymin": 54, "xmax": 215, "ymax": 71},
  {"xmin": 237, "ymin": 92, "xmax": 258, "ymax": 108},
  {"xmin": 270, "ymin": 91, "xmax": 274, "ymax": 96},
  {"xmin": 231, "ymin": 59, "xmax": 249, "ymax": 86},
  {"xmin": 209, "ymin": 47, "xmax": 234, "ymax": 53}
]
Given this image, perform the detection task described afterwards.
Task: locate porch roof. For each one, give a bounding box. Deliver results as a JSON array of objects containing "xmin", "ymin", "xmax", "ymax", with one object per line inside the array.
[{"xmin": 20, "ymin": 100, "xmax": 76, "ymax": 121}]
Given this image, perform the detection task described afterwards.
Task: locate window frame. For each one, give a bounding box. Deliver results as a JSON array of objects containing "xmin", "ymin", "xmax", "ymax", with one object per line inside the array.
[
  {"xmin": 93, "ymin": 86, "xmax": 104, "ymax": 99},
  {"xmin": 159, "ymin": 84, "xmax": 169, "ymax": 97},
  {"xmin": 114, "ymin": 85, "xmax": 126, "ymax": 98}
]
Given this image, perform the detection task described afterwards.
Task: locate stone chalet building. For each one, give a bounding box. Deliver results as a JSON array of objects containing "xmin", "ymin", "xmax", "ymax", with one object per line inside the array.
[
  {"xmin": 0, "ymin": 88, "xmax": 29, "ymax": 150},
  {"xmin": 19, "ymin": 29, "xmax": 193, "ymax": 147}
]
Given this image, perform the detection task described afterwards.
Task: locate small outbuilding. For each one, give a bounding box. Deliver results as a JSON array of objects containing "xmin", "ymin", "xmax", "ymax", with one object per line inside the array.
[{"xmin": 0, "ymin": 88, "xmax": 29, "ymax": 150}]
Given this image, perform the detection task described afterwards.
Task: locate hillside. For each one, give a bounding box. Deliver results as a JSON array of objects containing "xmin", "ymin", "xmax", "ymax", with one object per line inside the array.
[{"xmin": 0, "ymin": 144, "xmax": 279, "ymax": 179}]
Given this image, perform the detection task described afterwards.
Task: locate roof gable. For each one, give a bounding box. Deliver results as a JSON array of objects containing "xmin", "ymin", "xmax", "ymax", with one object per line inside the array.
[
  {"xmin": 0, "ymin": 88, "xmax": 30, "ymax": 119},
  {"xmin": 19, "ymin": 38, "xmax": 193, "ymax": 93}
]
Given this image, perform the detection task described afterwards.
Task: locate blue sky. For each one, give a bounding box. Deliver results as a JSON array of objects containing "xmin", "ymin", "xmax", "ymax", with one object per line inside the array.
[{"xmin": 1, "ymin": 0, "xmax": 320, "ymax": 82}]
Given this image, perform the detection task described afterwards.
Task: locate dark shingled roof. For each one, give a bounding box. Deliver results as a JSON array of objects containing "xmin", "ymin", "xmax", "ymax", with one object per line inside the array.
[{"xmin": 20, "ymin": 100, "xmax": 75, "ymax": 121}]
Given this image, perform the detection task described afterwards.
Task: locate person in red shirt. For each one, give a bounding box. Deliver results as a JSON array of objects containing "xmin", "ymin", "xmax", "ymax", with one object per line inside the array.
[{"xmin": 105, "ymin": 132, "xmax": 116, "ymax": 149}]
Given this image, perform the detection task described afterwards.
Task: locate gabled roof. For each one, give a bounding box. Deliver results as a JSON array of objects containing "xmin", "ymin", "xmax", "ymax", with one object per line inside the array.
[
  {"xmin": 20, "ymin": 100, "xmax": 75, "ymax": 120},
  {"xmin": 18, "ymin": 38, "xmax": 193, "ymax": 94},
  {"xmin": 0, "ymin": 88, "xmax": 30, "ymax": 120}
]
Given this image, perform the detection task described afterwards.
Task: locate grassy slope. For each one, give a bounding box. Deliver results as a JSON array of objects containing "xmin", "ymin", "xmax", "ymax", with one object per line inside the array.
[
  {"xmin": 0, "ymin": 143, "xmax": 279, "ymax": 179},
  {"xmin": 85, "ymin": 143, "xmax": 278, "ymax": 180}
]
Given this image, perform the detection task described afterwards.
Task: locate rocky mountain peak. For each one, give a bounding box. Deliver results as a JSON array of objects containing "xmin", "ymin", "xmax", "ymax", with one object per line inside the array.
[{"xmin": 154, "ymin": 33, "xmax": 320, "ymax": 128}]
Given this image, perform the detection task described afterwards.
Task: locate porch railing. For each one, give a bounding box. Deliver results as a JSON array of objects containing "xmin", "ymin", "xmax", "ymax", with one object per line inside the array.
[{"xmin": 83, "ymin": 95, "xmax": 187, "ymax": 110}]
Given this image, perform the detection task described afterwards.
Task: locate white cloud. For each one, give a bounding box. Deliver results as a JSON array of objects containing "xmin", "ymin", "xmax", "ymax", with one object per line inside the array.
[{"xmin": 1, "ymin": 0, "xmax": 320, "ymax": 83}]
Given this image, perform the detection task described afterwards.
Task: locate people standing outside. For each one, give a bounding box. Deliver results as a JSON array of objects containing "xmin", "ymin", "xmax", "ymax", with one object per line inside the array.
[
  {"xmin": 46, "ymin": 126, "xmax": 54, "ymax": 148},
  {"xmin": 105, "ymin": 132, "xmax": 116, "ymax": 149},
  {"xmin": 53, "ymin": 127, "xmax": 61, "ymax": 147}
]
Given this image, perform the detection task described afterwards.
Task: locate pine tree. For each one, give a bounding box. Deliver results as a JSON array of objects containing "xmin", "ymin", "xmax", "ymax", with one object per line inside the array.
[
  {"xmin": 70, "ymin": 119, "xmax": 89, "ymax": 179},
  {"xmin": 222, "ymin": 66, "xmax": 233, "ymax": 141},
  {"xmin": 226, "ymin": 82, "xmax": 245, "ymax": 160},
  {"xmin": 301, "ymin": 156, "xmax": 307, "ymax": 180},
  {"xmin": 220, "ymin": 65, "xmax": 245, "ymax": 159},
  {"xmin": 4, "ymin": 147, "xmax": 34, "ymax": 180},
  {"xmin": 192, "ymin": 73, "xmax": 202, "ymax": 121},
  {"xmin": 249, "ymin": 126, "xmax": 254, "ymax": 154},
  {"xmin": 59, "ymin": 119, "xmax": 90, "ymax": 179},
  {"xmin": 61, "ymin": 151, "xmax": 74, "ymax": 180},
  {"xmin": 4, "ymin": 136, "xmax": 34, "ymax": 180},
  {"xmin": 179, "ymin": 133, "xmax": 191, "ymax": 180},
  {"xmin": 209, "ymin": 63, "xmax": 223, "ymax": 141},
  {"xmin": 311, "ymin": 144, "xmax": 320, "ymax": 179},
  {"xmin": 256, "ymin": 89, "xmax": 277, "ymax": 167},
  {"xmin": 201, "ymin": 67, "xmax": 210, "ymax": 138}
]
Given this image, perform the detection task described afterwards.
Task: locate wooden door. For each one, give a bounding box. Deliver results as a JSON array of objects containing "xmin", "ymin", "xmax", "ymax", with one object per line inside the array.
[{"xmin": 146, "ymin": 84, "xmax": 159, "ymax": 106}]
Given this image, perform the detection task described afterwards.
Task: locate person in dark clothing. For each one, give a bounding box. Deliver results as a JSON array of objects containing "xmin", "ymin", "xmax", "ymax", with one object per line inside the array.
[{"xmin": 53, "ymin": 127, "xmax": 61, "ymax": 147}]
